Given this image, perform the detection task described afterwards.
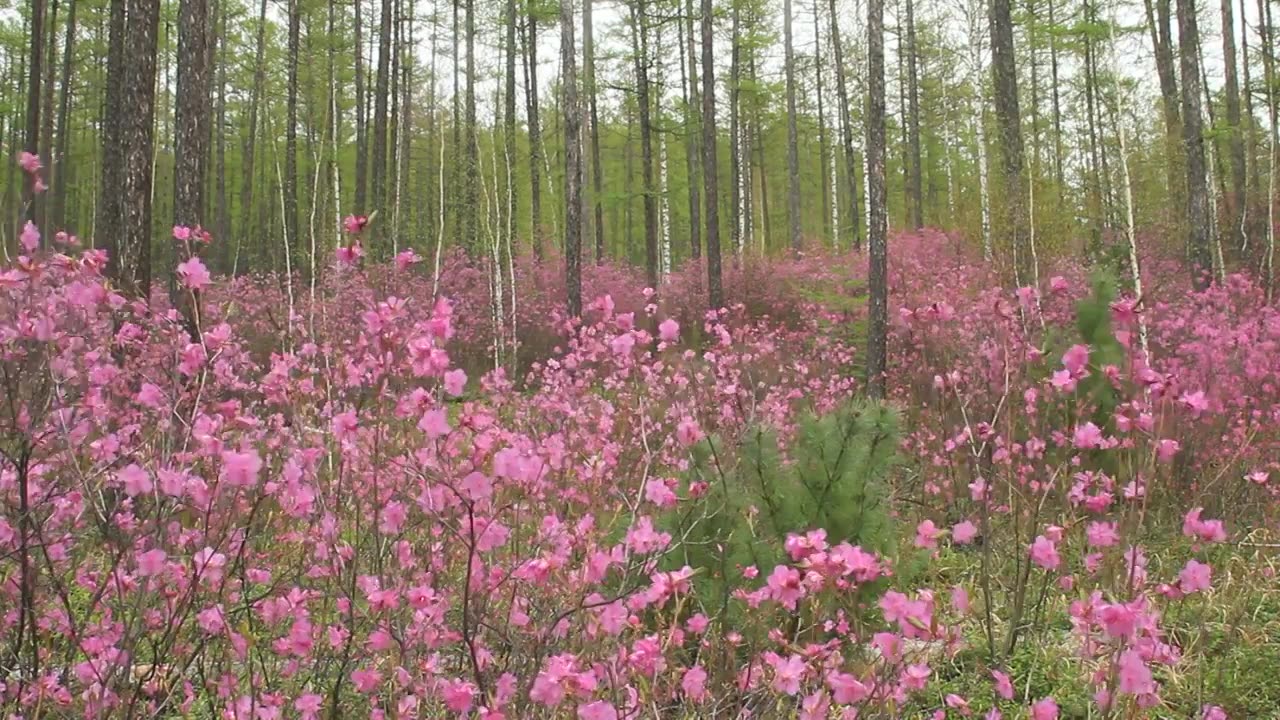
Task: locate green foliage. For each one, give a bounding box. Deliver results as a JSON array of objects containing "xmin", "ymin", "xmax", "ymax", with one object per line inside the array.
[{"xmin": 662, "ymin": 400, "xmax": 900, "ymax": 619}]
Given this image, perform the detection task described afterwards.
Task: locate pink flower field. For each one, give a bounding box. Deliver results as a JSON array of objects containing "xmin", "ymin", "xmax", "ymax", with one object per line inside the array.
[{"xmin": 2, "ymin": 229, "xmax": 1279, "ymax": 718}]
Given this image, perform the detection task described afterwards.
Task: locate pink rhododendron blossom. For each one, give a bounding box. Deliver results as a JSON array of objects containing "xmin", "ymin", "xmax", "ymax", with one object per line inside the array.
[{"xmin": 177, "ymin": 256, "xmax": 211, "ymax": 290}]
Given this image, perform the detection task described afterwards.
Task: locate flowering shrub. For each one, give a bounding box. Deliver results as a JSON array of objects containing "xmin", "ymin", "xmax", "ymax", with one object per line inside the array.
[{"xmin": 1, "ymin": 225, "xmax": 1277, "ymax": 718}]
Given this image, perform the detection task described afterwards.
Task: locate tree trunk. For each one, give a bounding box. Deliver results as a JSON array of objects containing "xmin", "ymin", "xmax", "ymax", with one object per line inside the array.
[
  {"xmin": 1144, "ymin": 0, "xmax": 1183, "ymax": 222},
  {"xmin": 631, "ymin": 0, "xmax": 659, "ymax": 289},
  {"xmin": 702, "ymin": 0, "xmax": 723, "ymax": 307},
  {"xmin": 370, "ymin": 0, "xmax": 391, "ymax": 248},
  {"xmin": 867, "ymin": 0, "xmax": 888, "ymax": 399},
  {"xmin": 784, "ymin": 0, "xmax": 801, "ymax": 251},
  {"xmin": 115, "ymin": 0, "xmax": 160, "ymax": 299},
  {"xmin": 815, "ymin": 0, "xmax": 832, "ymax": 244},
  {"xmin": 968, "ymin": 0, "xmax": 991, "ymax": 258},
  {"xmin": 523, "ymin": 13, "xmax": 545, "ymax": 259},
  {"xmin": 96, "ymin": 0, "xmax": 125, "ymax": 261},
  {"xmin": 24, "ymin": 0, "xmax": 47, "ymax": 229},
  {"xmin": 989, "ymin": 0, "xmax": 1032, "ymax": 285},
  {"xmin": 685, "ymin": 0, "xmax": 703, "ymax": 259},
  {"xmin": 236, "ymin": 0, "xmax": 268, "ymax": 272},
  {"xmin": 585, "ymin": 0, "xmax": 605, "ymax": 262},
  {"xmin": 354, "ymin": 0, "xmax": 367, "ymax": 212},
  {"xmin": 1178, "ymin": 0, "xmax": 1212, "ymax": 287},
  {"xmin": 284, "ymin": 0, "xmax": 300, "ymax": 255},
  {"xmin": 1222, "ymin": 0, "xmax": 1247, "ymax": 250},
  {"xmin": 562, "ymin": 0, "xmax": 583, "ymax": 316},
  {"xmin": 39, "ymin": 0, "xmax": 57, "ymax": 234},
  {"xmin": 173, "ymin": 0, "xmax": 211, "ymax": 331},
  {"xmin": 729, "ymin": 2, "xmax": 742, "ymax": 256},
  {"xmin": 1047, "ymin": 0, "xmax": 1064, "ymax": 193},
  {"xmin": 830, "ymin": 0, "xmax": 860, "ymax": 250},
  {"xmin": 1259, "ymin": 0, "xmax": 1277, "ymax": 296},
  {"xmin": 906, "ymin": 0, "xmax": 922, "ymax": 229},
  {"xmin": 51, "ymin": 0, "xmax": 77, "ymax": 231},
  {"xmin": 1241, "ymin": 0, "xmax": 1259, "ymax": 246},
  {"xmin": 464, "ymin": 0, "xmax": 478, "ymax": 253}
]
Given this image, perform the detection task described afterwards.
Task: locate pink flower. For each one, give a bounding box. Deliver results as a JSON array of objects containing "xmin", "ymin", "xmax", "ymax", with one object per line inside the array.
[
  {"xmin": 343, "ymin": 215, "xmax": 368, "ymax": 234},
  {"xmin": 418, "ymin": 408, "xmax": 451, "ymax": 439},
  {"xmin": 952, "ymin": 520, "xmax": 978, "ymax": 545},
  {"xmin": 610, "ymin": 332, "xmax": 635, "ymax": 357},
  {"xmin": 443, "ymin": 368, "xmax": 468, "ymax": 396},
  {"xmin": 117, "ymin": 463, "xmax": 153, "ymax": 497},
  {"xmin": 1156, "ymin": 438, "xmax": 1180, "ymax": 463},
  {"xmin": 1062, "ymin": 344, "xmax": 1090, "ymax": 375},
  {"xmin": 1183, "ymin": 508, "xmax": 1227, "ymax": 543},
  {"xmin": 350, "ymin": 667, "xmax": 381, "ymax": 693},
  {"xmin": 1202, "ymin": 706, "xmax": 1228, "ymax": 720},
  {"xmin": 1180, "ymin": 390, "xmax": 1210, "ymax": 417},
  {"xmin": 177, "ymin": 256, "xmax": 211, "ymax": 291},
  {"xmin": 336, "ymin": 243, "xmax": 364, "ymax": 265},
  {"xmin": 1086, "ymin": 521, "xmax": 1119, "ymax": 548},
  {"xmin": 172, "ymin": 225, "xmax": 192, "ymax": 241},
  {"xmin": 460, "ymin": 471, "xmax": 493, "ymax": 502},
  {"xmin": 766, "ymin": 565, "xmax": 805, "ymax": 610},
  {"xmin": 577, "ymin": 701, "xmax": 617, "ymax": 720},
  {"xmin": 644, "ymin": 478, "xmax": 678, "ymax": 508},
  {"xmin": 197, "ymin": 605, "xmax": 226, "ymax": 634},
  {"xmin": 676, "ymin": 417, "xmax": 704, "ymax": 447},
  {"xmin": 1030, "ymin": 535, "xmax": 1061, "ymax": 571},
  {"xmin": 658, "ymin": 318, "xmax": 680, "ymax": 343},
  {"xmin": 992, "ymin": 669, "xmax": 1014, "ymax": 700},
  {"xmin": 18, "ymin": 151, "xmax": 41, "ymax": 174},
  {"xmin": 769, "ymin": 653, "xmax": 806, "ymax": 695},
  {"xmin": 914, "ymin": 519, "xmax": 941, "ymax": 549},
  {"xmin": 826, "ymin": 671, "xmax": 870, "ymax": 704},
  {"xmin": 1050, "ymin": 276, "xmax": 1070, "ymax": 292},
  {"xmin": 1116, "ymin": 649, "xmax": 1155, "ymax": 696},
  {"xmin": 20, "ymin": 221, "xmax": 39, "ymax": 253},
  {"xmin": 1030, "ymin": 698, "xmax": 1059, "ymax": 720},
  {"xmin": 442, "ymin": 680, "xmax": 475, "ymax": 712},
  {"xmin": 220, "ymin": 450, "xmax": 263, "ymax": 487},
  {"xmin": 1179, "ymin": 559, "xmax": 1212, "ymax": 593},
  {"xmin": 681, "ymin": 666, "xmax": 708, "ymax": 701},
  {"xmin": 294, "ymin": 694, "xmax": 323, "ymax": 719},
  {"xmin": 137, "ymin": 548, "xmax": 168, "ymax": 577},
  {"xmin": 331, "ymin": 410, "xmax": 358, "ymax": 440},
  {"xmin": 1073, "ymin": 422, "xmax": 1104, "ymax": 449},
  {"xmin": 394, "ymin": 249, "xmax": 420, "ymax": 271}
]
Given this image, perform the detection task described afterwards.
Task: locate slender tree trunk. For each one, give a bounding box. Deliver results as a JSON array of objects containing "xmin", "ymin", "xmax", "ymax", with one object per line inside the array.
[
  {"xmin": 51, "ymin": 0, "xmax": 77, "ymax": 231},
  {"xmin": 1084, "ymin": 11, "xmax": 1104, "ymax": 253},
  {"xmin": 1179, "ymin": 0, "xmax": 1212, "ymax": 287},
  {"xmin": 236, "ymin": 0, "xmax": 268, "ymax": 272},
  {"xmin": 562, "ymin": 0, "xmax": 583, "ymax": 316},
  {"xmin": 685, "ymin": 0, "xmax": 703, "ymax": 259},
  {"xmin": 990, "ymin": 0, "xmax": 1032, "ymax": 285},
  {"xmin": 464, "ymin": 0, "xmax": 478, "ymax": 253},
  {"xmin": 631, "ymin": 0, "xmax": 660, "ymax": 289},
  {"xmin": 784, "ymin": 0, "xmax": 802, "ymax": 250},
  {"xmin": 506, "ymin": 0, "xmax": 519, "ymax": 259},
  {"xmin": 1223, "ymin": 0, "xmax": 1247, "ymax": 250},
  {"xmin": 97, "ymin": 0, "xmax": 126, "ymax": 259},
  {"xmin": 905, "ymin": 0, "xmax": 922, "ymax": 228},
  {"xmin": 24, "ymin": 0, "xmax": 47, "ymax": 229},
  {"xmin": 702, "ymin": 0, "xmax": 723, "ymax": 307},
  {"xmin": 173, "ymin": 0, "xmax": 211, "ymax": 331},
  {"xmin": 1145, "ymin": 0, "xmax": 1184, "ymax": 222},
  {"xmin": 867, "ymin": 0, "xmax": 888, "ymax": 399},
  {"xmin": 523, "ymin": 13, "xmax": 545, "ymax": 259},
  {"xmin": 354, "ymin": 0, "xmax": 367, "ymax": 212},
  {"xmin": 585, "ymin": 0, "xmax": 605, "ymax": 262},
  {"xmin": 729, "ymin": 2, "xmax": 742, "ymax": 256},
  {"xmin": 1241, "ymin": 0, "xmax": 1259, "ymax": 248},
  {"xmin": 283, "ymin": 0, "xmax": 300, "ymax": 257},
  {"xmin": 1259, "ymin": 0, "xmax": 1277, "ymax": 297},
  {"xmin": 830, "ymin": 0, "xmax": 860, "ymax": 250},
  {"xmin": 370, "ymin": 0, "xmax": 391, "ymax": 248},
  {"xmin": 39, "ymin": 0, "xmax": 58, "ymax": 234},
  {"xmin": 115, "ymin": 0, "xmax": 160, "ymax": 299},
  {"xmin": 815, "ymin": 0, "xmax": 832, "ymax": 244},
  {"xmin": 1047, "ymin": 0, "xmax": 1064, "ymax": 193}
]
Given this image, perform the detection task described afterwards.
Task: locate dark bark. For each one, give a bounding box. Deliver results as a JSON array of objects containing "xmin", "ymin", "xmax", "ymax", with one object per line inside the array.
[
  {"xmin": 1222, "ymin": 0, "xmax": 1247, "ymax": 249},
  {"xmin": 631, "ymin": 0, "xmax": 659, "ymax": 290},
  {"xmin": 464, "ymin": 0, "xmax": 478, "ymax": 252},
  {"xmin": 39, "ymin": 0, "xmax": 57, "ymax": 234},
  {"xmin": 506, "ymin": 0, "xmax": 519, "ymax": 252},
  {"xmin": 1047, "ymin": 0, "xmax": 1064, "ymax": 191},
  {"xmin": 562, "ymin": 0, "xmax": 583, "ymax": 317},
  {"xmin": 173, "ymin": 0, "xmax": 211, "ymax": 331},
  {"xmin": 906, "ymin": 0, "xmax": 923, "ymax": 229},
  {"xmin": 24, "ymin": 0, "xmax": 47, "ymax": 228},
  {"xmin": 1144, "ymin": 0, "xmax": 1184, "ymax": 217},
  {"xmin": 523, "ymin": 12, "xmax": 545, "ymax": 259},
  {"xmin": 729, "ymin": 1, "xmax": 741, "ymax": 255},
  {"xmin": 814, "ymin": 1, "xmax": 830, "ymax": 242},
  {"xmin": 238, "ymin": 0, "xmax": 268, "ymax": 269},
  {"xmin": 1178, "ymin": 0, "xmax": 1212, "ymax": 286},
  {"xmin": 785, "ymin": 0, "xmax": 801, "ymax": 250},
  {"xmin": 285, "ymin": 0, "xmax": 301, "ymax": 253},
  {"xmin": 585, "ymin": 0, "xmax": 605, "ymax": 262},
  {"xmin": 829, "ymin": 0, "xmax": 860, "ymax": 250},
  {"xmin": 685, "ymin": 0, "xmax": 703, "ymax": 259},
  {"xmin": 355, "ymin": 0, "xmax": 368, "ymax": 212},
  {"xmin": 51, "ymin": 0, "xmax": 77, "ymax": 231},
  {"xmin": 117, "ymin": 0, "xmax": 160, "ymax": 299},
  {"xmin": 702, "ymin": 0, "xmax": 723, "ymax": 308},
  {"xmin": 372, "ymin": 0, "xmax": 391, "ymax": 246},
  {"xmin": 96, "ymin": 0, "xmax": 125, "ymax": 264},
  {"xmin": 867, "ymin": 0, "xmax": 888, "ymax": 399},
  {"xmin": 989, "ymin": 0, "xmax": 1031, "ymax": 284}
]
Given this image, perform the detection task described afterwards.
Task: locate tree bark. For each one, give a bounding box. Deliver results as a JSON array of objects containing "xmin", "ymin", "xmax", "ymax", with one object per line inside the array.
[
  {"xmin": 989, "ymin": 0, "xmax": 1031, "ymax": 285},
  {"xmin": 1178, "ymin": 0, "xmax": 1212, "ymax": 287},
  {"xmin": 51, "ymin": 0, "xmax": 77, "ymax": 231},
  {"xmin": 1222, "ymin": 0, "xmax": 1247, "ymax": 250},
  {"xmin": 562, "ymin": 0, "xmax": 583, "ymax": 316},
  {"xmin": 173, "ymin": 0, "xmax": 211, "ymax": 330},
  {"xmin": 702, "ymin": 0, "xmax": 723, "ymax": 307},
  {"xmin": 523, "ymin": 12, "xmax": 545, "ymax": 259},
  {"xmin": 867, "ymin": 0, "xmax": 888, "ymax": 399},
  {"xmin": 905, "ymin": 0, "xmax": 923, "ymax": 229},
  {"xmin": 685, "ymin": 0, "xmax": 703, "ymax": 259},
  {"xmin": 96, "ymin": 0, "xmax": 125, "ymax": 262},
  {"xmin": 1144, "ymin": 0, "xmax": 1184, "ymax": 222},
  {"xmin": 354, "ymin": 0, "xmax": 368, "ymax": 212},
  {"xmin": 784, "ymin": 0, "xmax": 801, "ymax": 251},
  {"xmin": 585, "ymin": 0, "xmax": 605, "ymax": 262},
  {"xmin": 631, "ymin": 0, "xmax": 659, "ymax": 289},
  {"xmin": 830, "ymin": 0, "xmax": 861, "ymax": 250},
  {"xmin": 115, "ymin": 0, "xmax": 160, "ymax": 299},
  {"xmin": 24, "ymin": 0, "xmax": 47, "ymax": 229},
  {"xmin": 284, "ymin": 0, "xmax": 301, "ymax": 254}
]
